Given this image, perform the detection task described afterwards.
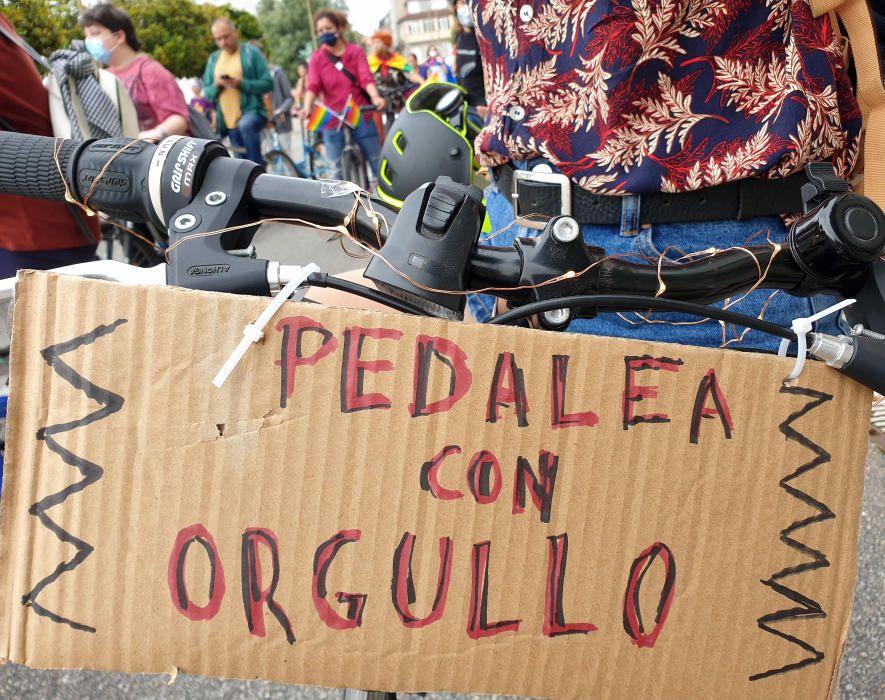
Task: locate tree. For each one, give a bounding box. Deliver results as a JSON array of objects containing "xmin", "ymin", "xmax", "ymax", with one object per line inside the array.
[
  {"xmin": 0, "ymin": 0, "xmax": 264, "ymax": 78},
  {"xmin": 257, "ymin": 0, "xmax": 353, "ymax": 79},
  {"xmin": 0, "ymin": 0, "xmax": 81, "ymax": 58},
  {"xmin": 120, "ymin": 0, "xmax": 265, "ymax": 77}
]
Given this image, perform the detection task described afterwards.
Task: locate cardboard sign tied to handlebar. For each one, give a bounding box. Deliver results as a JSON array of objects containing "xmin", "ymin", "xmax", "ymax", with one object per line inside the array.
[{"xmin": 0, "ymin": 271, "xmax": 871, "ymax": 699}]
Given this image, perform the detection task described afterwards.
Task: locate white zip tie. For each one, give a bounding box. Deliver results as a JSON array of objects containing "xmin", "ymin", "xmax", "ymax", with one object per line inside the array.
[
  {"xmin": 777, "ymin": 298, "xmax": 856, "ymax": 382},
  {"xmin": 212, "ymin": 263, "xmax": 319, "ymax": 388}
]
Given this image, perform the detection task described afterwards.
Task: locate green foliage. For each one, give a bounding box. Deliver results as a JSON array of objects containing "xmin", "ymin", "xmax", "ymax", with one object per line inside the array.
[
  {"xmin": 122, "ymin": 0, "xmax": 219, "ymax": 77},
  {"xmin": 214, "ymin": 3, "xmax": 263, "ymax": 43},
  {"xmin": 257, "ymin": 0, "xmax": 353, "ymax": 80},
  {"xmin": 0, "ymin": 0, "xmax": 81, "ymax": 58},
  {"xmin": 122, "ymin": 0, "xmax": 266, "ymax": 77},
  {"xmin": 0, "ymin": 0, "xmax": 265, "ymax": 78}
]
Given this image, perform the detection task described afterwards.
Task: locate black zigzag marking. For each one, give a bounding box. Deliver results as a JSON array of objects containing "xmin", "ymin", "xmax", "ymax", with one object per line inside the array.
[
  {"xmin": 750, "ymin": 384, "xmax": 834, "ymax": 681},
  {"xmin": 21, "ymin": 319, "xmax": 127, "ymax": 633}
]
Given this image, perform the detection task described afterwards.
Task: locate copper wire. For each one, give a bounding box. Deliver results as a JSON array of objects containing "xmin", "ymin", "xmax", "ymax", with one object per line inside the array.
[
  {"xmin": 53, "ymin": 138, "xmax": 96, "ymax": 217},
  {"xmin": 98, "ymin": 214, "xmax": 164, "ymax": 253},
  {"xmin": 82, "ymin": 138, "xmax": 154, "ymax": 209},
  {"xmin": 58, "ymin": 147, "xmax": 800, "ymax": 319}
]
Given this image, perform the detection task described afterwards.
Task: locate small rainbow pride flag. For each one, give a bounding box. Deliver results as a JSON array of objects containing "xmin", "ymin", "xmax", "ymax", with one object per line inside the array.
[
  {"xmin": 342, "ymin": 95, "xmax": 361, "ymax": 128},
  {"xmin": 307, "ymin": 104, "xmax": 334, "ymax": 132}
]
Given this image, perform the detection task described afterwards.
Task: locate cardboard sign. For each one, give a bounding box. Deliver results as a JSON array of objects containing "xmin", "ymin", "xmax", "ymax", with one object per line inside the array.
[{"xmin": 0, "ymin": 271, "xmax": 871, "ymax": 699}]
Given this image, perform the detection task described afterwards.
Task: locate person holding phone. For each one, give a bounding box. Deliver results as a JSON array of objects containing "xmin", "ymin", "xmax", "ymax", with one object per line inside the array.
[{"xmin": 202, "ymin": 17, "xmax": 273, "ymax": 165}]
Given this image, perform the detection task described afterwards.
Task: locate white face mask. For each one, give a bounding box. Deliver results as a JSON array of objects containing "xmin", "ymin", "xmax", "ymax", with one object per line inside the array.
[{"xmin": 456, "ymin": 5, "xmax": 473, "ymax": 28}]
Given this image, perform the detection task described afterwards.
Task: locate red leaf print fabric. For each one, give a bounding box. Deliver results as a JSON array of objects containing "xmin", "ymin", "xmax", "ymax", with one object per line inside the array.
[{"xmin": 473, "ymin": 0, "xmax": 861, "ymax": 195}]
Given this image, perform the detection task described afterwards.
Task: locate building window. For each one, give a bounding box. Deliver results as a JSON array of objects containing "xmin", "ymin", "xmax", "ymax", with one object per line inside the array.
[{"xmin": 423, "ymin": 18, "xmax": 436, "ymax": 32}]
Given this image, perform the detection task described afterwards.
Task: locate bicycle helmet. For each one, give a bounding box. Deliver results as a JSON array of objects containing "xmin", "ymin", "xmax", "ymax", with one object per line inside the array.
[{"xmin": 376, "ymin": 82, "xmax": 477, "ymax": 208}]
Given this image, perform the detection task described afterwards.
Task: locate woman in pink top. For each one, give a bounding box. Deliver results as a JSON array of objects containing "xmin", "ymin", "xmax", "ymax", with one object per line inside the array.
[
  {"xmin": 79, "ymin": 3, "xmax": 189, "ymax": 141},
  {"xmin": 298, "ymin": 8, "xmax": 386, "ymax": 182}
]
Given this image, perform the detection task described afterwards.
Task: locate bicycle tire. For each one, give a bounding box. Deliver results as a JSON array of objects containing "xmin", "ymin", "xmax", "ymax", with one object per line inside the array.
[
  {"xmin": 341, "ymin": 147, "xmax": 368, "ymax": 189},
  {"xmin": 265, "ymin": 149, "xmax": 299, "ymax": 178},
  {"xmin": 124, "ymin": 231, "xmax": 165, "ymax": 268},
  {"xmin": 309, "ymin": 149, "xmax": 330, "ymax": 180},
  {"xmin": 341, "ymin": 691, "xmax": 396, "ymax": 700},
  {"xmin": 100, "ymin": 221, "xmax": 164, "ymax": 268}
]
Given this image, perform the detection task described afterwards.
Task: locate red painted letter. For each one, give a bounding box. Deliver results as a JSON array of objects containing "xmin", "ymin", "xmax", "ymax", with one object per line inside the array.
[
  {"xmin": 419, "ymin": 445, "xmax": 465, "ymax": 500},
  {"xmin": 312, "ymin": 530, "xmax": 367, "ymax": 630},
  {"xmin": 512, "ymin": 450, "xmax": 560, "ymax": 523},
  {"xmin": 275, "ymin": 316, "xmax": 338, "ymax": 408},
  {"xmin": 690, "ymin": 369, "xmax": 734, "ymax": 444},
  {"xmin": 551, "ymin": 355, "xmax": 598, "ymax": 429},
  {"xmin": 341, "ymin": 326, "xmax": 403, "ymax": 413},
  {"xmin": 241, "ymin": 528, "xmax": 295, "ymax": 644},
  {"xmin": 623, "ymin": 542, "xmax": 676, "ymax": 648},
  {"xmin": 168, "ymin": 524, "xmax": 226, "ymax": 621},
  {"xmin": 486, "ymin": 352, "xmax": 530, "ymax": 427},
  {"xmin": 391, "ymin": 532, "xmax": 453, "ymax": 628},
  {"xmin": 622, "ymin": 355, "xmax": 684, "ymax": 429},
  {"xmin": 410, "ymin": 335, "xmax": 472, "ymax": 417},
  {"xmin": 544, "ymin": 534, "xmax": 597, "ymax": 637}
]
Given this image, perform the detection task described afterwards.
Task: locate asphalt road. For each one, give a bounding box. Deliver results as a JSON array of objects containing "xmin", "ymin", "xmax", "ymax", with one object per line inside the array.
[{"xmin": 0, "ymin": 225, "xmax": 882, "ymax": 699}]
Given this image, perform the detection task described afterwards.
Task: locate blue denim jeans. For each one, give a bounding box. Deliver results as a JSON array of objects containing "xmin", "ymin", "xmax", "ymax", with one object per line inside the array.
[
  {"xmin": 467, "ymin": 172, "xmax": 845, "ymax": 352},
  {"xmin": 228, "ymin": 111, "xmax": 266, "ymax": 166},
  {"xmin": 322, "ymin": 118, "xmax": 382, "ymax": 181}
]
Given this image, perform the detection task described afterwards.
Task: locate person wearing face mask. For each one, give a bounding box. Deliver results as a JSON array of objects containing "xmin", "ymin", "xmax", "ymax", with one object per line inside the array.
[
  {"xmin": 451, "ymin": 0, "xmax": 486, "ymax": 111},
  {"xmin": 202, "ymin": 18, "xmax": 274, "ymax": 166},
  {"xmin": 298, "ymin": 9, "xmax": 387, "ymax": 181},
  {"xmin": 419, "ymin": 45, "xmax": 455, "ymax": 84},
  {"xmin": 367, "ymin": 30, "xmax": 423, "ymax": 139},
  {"xmin": 79, "ymin": 3, "xmax": 189, "ymax": 142},
  {"xmin": 367, "ymin": 30, "xmax": 423, "ymax": 91}
]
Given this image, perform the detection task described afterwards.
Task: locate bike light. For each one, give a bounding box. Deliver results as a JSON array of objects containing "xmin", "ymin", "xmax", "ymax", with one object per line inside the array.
[
  {"xmin": 364, "ymin": 176, "xmax": 485, "ymax": 319},
  {"xmin": 788, "ymin": 192, "xmax": 885, "ymax": 293}
]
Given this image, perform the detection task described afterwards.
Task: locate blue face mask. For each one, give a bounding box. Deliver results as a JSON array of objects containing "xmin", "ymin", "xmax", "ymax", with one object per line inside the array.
[
  {"xmin": 85, "ymin": 36, "xmax": 113, "ymax": 64},
  {"xmin": 318, "ymin": 31, "xmax": 338, "ymax": 47}
]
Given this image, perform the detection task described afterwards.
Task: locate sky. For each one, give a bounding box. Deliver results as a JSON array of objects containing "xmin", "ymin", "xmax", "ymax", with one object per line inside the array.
[{"xmin": 207, "ymin": 0, "xmax": 390, "ymax": 35}]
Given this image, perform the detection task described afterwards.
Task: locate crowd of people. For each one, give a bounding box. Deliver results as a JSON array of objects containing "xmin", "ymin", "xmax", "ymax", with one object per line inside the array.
[
  {"xmin": 0, "ymin": 0, "xmax": 874, "ymax": 353},
  {"xmin": 0, "ymin": 1, "xmax": 484, "ymax": 277}
]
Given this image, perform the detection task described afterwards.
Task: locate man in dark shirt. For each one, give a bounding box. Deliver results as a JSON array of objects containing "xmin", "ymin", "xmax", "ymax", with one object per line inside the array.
[
  {"xmin": 0, "ymin": 13, "xmax": 98, "ymax": 278},
  {"xmin": 451, "ymin": 0, "xmax": 486, "ymax": 108}
]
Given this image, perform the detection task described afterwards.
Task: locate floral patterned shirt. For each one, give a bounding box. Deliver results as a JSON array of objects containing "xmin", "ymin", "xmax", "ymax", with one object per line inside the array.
[{"xmin": 473, "ymin": 0, "xmax": 861, "ymax": 195}]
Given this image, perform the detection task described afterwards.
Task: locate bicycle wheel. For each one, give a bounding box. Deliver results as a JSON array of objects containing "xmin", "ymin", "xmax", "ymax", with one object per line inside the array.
[
  {"xmin": 341, "ymin": 147, "xmax": 369, "ymax": 189},
  {"xmin": 100, "ymin": 221, "xmax": 165, "ymax": 267},
  {"xmin": 308, "ymin": 147, "xmax": 330, "ymax": 180},
  {"xmin": 341, "ymin": 690, "xmax": 396, "ymax": 700},
  {"xmin": 124, "ymin": 230, "xmax": 165, "ymax": 267},
  {"xmin": 265, "ymin": 149, "xmax": 299, "ymax": 178}
]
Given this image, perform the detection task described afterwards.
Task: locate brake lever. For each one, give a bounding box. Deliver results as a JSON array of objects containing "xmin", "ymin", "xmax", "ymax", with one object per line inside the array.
[{"xmin": 164, "ymin": 156, "xmax": 269, "ymax": 295}]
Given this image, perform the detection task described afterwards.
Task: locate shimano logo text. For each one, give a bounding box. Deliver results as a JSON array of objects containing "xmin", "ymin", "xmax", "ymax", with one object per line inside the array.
[
  {"xmin": 187, "ymin": 264, "xmax": 230, "ymax": 276},
  {"xmin": 170, "ymin": 140, "xmax": 198, "ymax": 194}
]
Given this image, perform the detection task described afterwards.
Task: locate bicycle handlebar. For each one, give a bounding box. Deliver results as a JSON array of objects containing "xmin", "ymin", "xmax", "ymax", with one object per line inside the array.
[
  {"xmin": 0, "ymin": 130, "xmax": 395, "ymax": 244},
  {"xmin": 4, "ymin": 131, "xmax": 885, "ymax": 391},
  {"xmin": 0, "ymin": 131, "xmax": 77, "ymax": 202}
]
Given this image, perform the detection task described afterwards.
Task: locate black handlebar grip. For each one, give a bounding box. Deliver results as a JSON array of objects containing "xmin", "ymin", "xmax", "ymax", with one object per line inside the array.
[
  {"xmin": 839, "ymin": 335, "xmax": 885, "ymax": 395},
  {"xmin": 0, "ymin": 131, "xmax": 77, "ymax": 202}
]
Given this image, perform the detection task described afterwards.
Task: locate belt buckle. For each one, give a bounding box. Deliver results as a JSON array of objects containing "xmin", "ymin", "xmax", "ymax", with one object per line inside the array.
[{"xmin": 512, "ymin": 170, "xmax": 572, "ymax": 226}]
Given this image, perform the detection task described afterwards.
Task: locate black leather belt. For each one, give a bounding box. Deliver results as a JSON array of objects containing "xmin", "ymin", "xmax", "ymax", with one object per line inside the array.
[{"xmin": 495, "ymin": 165, "xmax": 809, "ymax": 225}]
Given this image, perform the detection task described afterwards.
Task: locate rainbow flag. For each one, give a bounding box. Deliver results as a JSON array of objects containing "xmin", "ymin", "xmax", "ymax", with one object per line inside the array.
[
  {"xmin": 307, "ymin": 104, "xmax": 334, "ymax": 132},
  {"xmin": 342, "ymin": 95, "xmax": 361, "ymax": 128}
]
